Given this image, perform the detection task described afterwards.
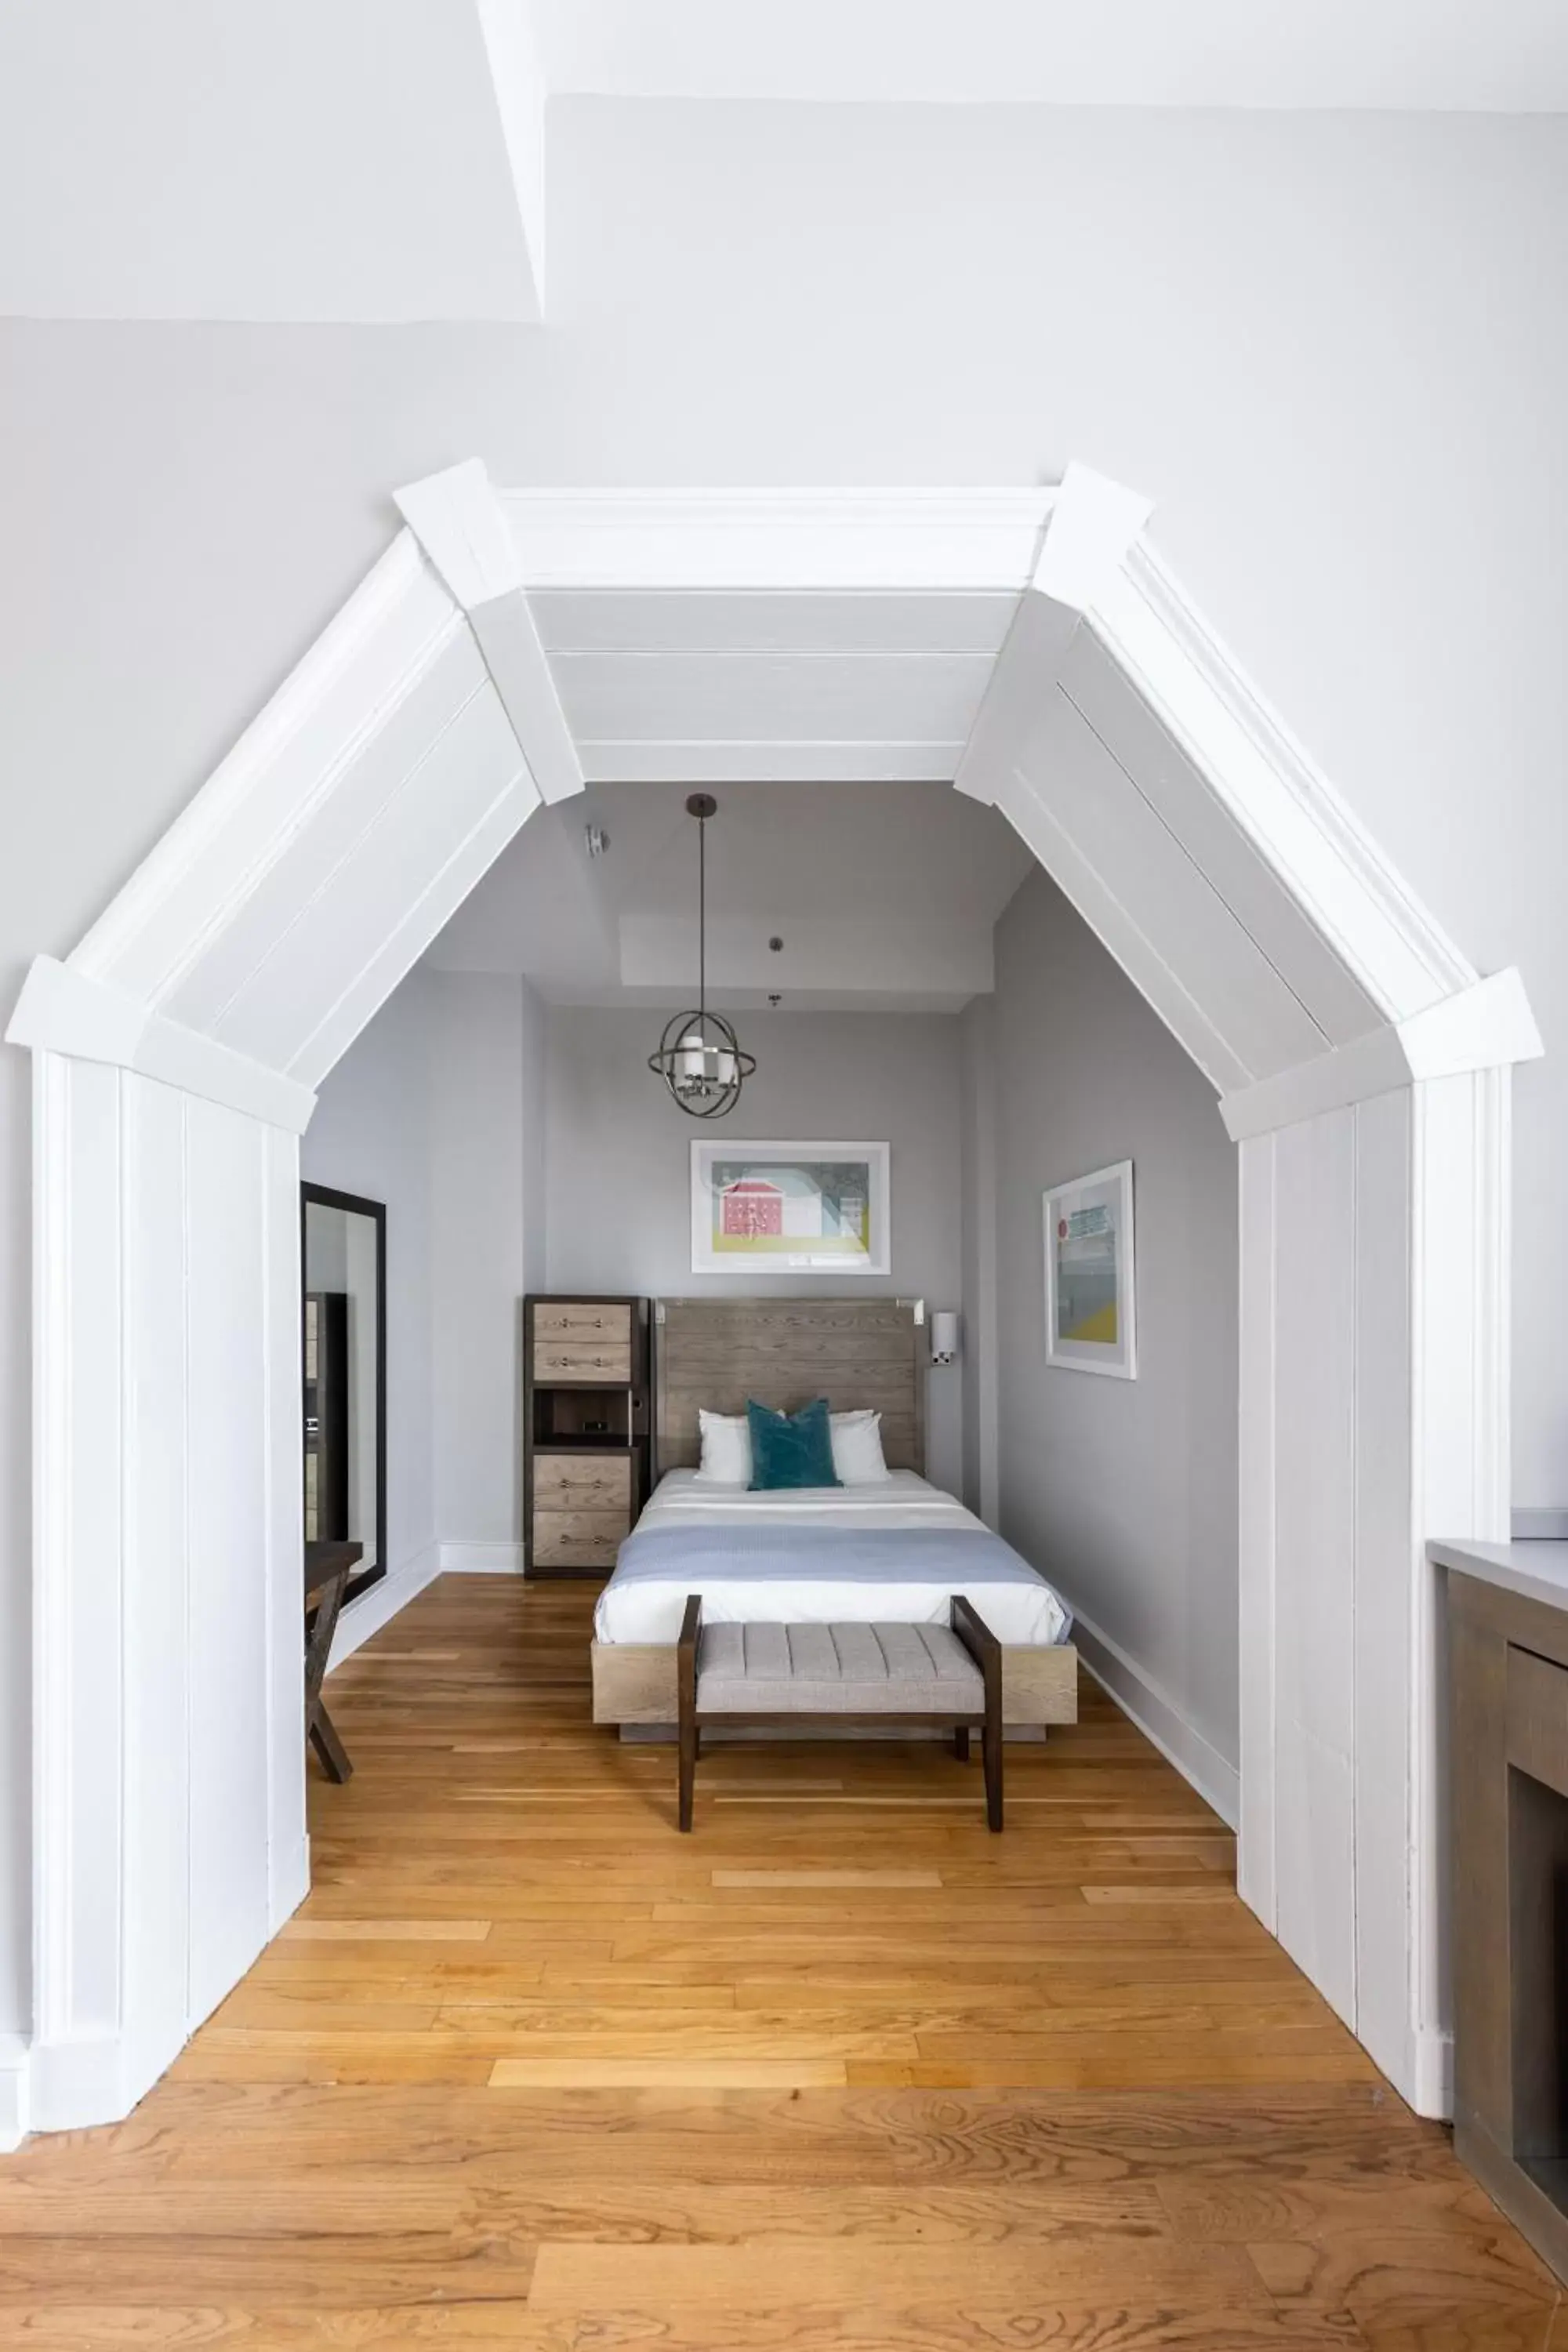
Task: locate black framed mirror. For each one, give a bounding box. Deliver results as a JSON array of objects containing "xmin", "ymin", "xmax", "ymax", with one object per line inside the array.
[{"xmin": 300, "ymin": 1182, "xmax": 387, "ymax": 1603}]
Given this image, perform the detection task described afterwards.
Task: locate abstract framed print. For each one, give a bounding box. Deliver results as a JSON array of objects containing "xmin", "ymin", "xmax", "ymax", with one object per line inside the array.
[
  {"xmin": 1043, "ymin": 1159, "xmax": 1136, "ymax": 1378},
  {"xmin": 691, "ymin": 1142, "xmax": 891, "ymax": 1276}
]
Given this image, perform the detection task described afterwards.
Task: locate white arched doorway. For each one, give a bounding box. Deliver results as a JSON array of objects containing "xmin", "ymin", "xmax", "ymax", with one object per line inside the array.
[{"xmin": 4, "ymin": 463, "xmax": 1540, "ymax": 2135}]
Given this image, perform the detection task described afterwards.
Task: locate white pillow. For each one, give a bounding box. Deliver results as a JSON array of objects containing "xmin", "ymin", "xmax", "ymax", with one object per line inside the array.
[
  {"xmin": 830, "ymin": 1408, "xmax": 891, "ymax": 1485},
  {"xmin": 694, "ymin": 1408, "xmax": 752, "ymax": 1485}
]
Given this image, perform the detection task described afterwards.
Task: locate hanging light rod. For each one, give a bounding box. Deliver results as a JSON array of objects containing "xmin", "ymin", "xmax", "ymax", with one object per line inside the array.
[{"xmin": 648, "ymin": 792, "xmax": 756, "ymax": 1120}]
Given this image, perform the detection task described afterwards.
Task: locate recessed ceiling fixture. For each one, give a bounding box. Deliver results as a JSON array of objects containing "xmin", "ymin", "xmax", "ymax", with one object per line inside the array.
[{"xmin": 648, "ymin": 793, "xmax": 756, "ymax": 1120}]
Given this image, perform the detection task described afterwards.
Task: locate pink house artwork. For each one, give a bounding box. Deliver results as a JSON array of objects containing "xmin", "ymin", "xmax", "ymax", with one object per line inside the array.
[{"xmin": 720, "ymin": 1178, "xmax": 784, "ymax": 1238}]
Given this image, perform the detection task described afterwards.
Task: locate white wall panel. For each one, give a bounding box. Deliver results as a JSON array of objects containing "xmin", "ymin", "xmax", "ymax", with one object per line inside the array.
[
  {"xmin": 1061, "ymin": 633, "xmax": 1381, "ymax": 1051},
  {"xmin": 1351, "ymin": 1084, "xmax": 1416, "ymax": 2084},
  {"xmin": 165, "ymin": 631, "xmax": 490, "ymax": 1036},
  {"xmin": 993, "ymin": 766, "xmax": 1252, "ymax": 1094},
  {"xmin": 550, "ymin": 650, "xmax": 993, "ymax": 746},
  {"xmin": 1271, "ymin": 1106, "xmax": 1357, "ymax": 2026},
  {"xmin": 214, "ymin": 683, "xmax": 526, "ymax": 1070},
  {"xmin": 1236, "ymin": 1131, "xmax": 1277, "ymax": 1929},
  {"xmin": 121, "ymin": 1076, "xmax": 191, "ymax": 2091},
  {"xmin": 532, "ymin": 588, "xmax": 1019, "ymax": 658},
  {"xmin": 184, "ymin": 1101, "xmax": 269, "ymax": 2031},
  {"xmin": 262, "ymin": 1127, "xmax": 307, "ymax": 1931},
  {"xmin": 86, "ymin": 545, "xmax": 462, "ymax": 1008},
  {"xmin": 1018, "ymin": 694, "xmax": 1330, "ymax": 1083}
]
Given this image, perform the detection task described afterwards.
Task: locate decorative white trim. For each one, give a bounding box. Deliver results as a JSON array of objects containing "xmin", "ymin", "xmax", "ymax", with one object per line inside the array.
[
  {"xmin": 499, "ymin": 486, "xmax": 1058, "ymax": 591},
  {"xmin": 69, "ymin": 532, "xmax": 445, "ymax": 996},
  {"xmin": 1067, "ymin": 1604, "xmax": 1241, "ymax": 1829},
  {"xmin": 6, "ymin": 958, "xmax": 317, "ymax": 1134},
  {"xmin": 1032, "ymin": 462, "xmax": 1155, "ymax": 612},
  {"xmin": 441, "ymin": 1541, "xmax": 526, "ymax": 1574},
  {"xmin": 326, "ymin": 1543, "xmax": 443, "ymax": 1671},
  {"xmin": 394, "ymin": 459, "xmax": 525, "ymax": 609},
  {"xmin": 1096, "ymin": 546, "xmax": 1475, "ymax": 1018},
  {"xmin": 1411, "ymin": 2027, "xmax": 1454, "ymax": 2124},
  {"xmin": 396, "ymin": 462, "xmax": 583, "ymax": 806},
  {"xmin": 1219, "ymin": 969, "xmax": 1543, "ymax": 1142},
  {"xmin": 585, "ymin": 740, "xmax": 965, "ymax": 786},
  {"xmin": 0, "ymin": 2036, "xmax": 27, "ymax": 2151}
]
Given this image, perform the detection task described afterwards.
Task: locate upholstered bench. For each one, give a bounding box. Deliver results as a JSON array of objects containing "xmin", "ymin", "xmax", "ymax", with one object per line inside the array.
[{"xmin": 676, "ymin": 1595, "xmax": 1003, "ymax": 1831}]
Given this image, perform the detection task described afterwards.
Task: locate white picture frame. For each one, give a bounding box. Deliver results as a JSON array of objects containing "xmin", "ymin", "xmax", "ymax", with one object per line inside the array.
[
  {"xmin": 691, "ymin": 1140, "xmax": 891, "ymax": 1276},
  {"xmin": 1043, "ymin": 1158, "xmax": 1137, "ymax": 1379}
]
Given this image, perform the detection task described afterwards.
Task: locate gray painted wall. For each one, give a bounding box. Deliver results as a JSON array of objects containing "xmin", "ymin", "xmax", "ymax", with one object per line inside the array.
[
  {"xmin": 989, "ymin": 869, "xmax": 1240, "ymax": 1801},
  {"xmin": 299, "ymin": 971, "xmax": 437, "ymax": 1585},
  {"xmin": 544, "ymin": 1007, "xmax": 967, "ymax": 1496}
]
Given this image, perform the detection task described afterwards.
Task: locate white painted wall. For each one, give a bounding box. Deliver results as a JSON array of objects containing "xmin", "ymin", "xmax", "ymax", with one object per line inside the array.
[
  {"xmin": 3, "ymin": 96, "xmax": 1566, "ymax": 2056},
  {"xmin": 543, "ymin": 1007, "xmax": 967, "ymax": 1496},
  {"xmin": 988, "ymin": 869, "xmax": 1241, "ymax": 1817}
]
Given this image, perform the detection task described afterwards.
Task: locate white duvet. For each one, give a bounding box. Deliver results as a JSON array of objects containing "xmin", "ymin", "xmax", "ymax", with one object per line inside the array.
[{"xmin": 592, "ymin": 1469, "xmax": 1071, "ymax": 1647}]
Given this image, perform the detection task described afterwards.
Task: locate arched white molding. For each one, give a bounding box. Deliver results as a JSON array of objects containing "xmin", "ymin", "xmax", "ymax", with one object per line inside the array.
[
  {"xmin": 2, "ymin": 461, "xmax": 1541, "ymax": 2132},
  {"xmin": 949, "ymin": 463, "xmax": 1540, "ymax": 2117}
]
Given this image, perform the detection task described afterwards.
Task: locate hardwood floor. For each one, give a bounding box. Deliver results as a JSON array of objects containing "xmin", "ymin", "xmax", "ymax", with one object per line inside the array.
[{"xmin": 0, "ymin": 1572, "xmax": 1557, "ymax": 2347}]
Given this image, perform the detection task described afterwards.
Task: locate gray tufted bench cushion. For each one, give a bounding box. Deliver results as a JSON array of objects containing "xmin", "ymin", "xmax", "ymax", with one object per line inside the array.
[{"xmin": 696, "ymin": 1621, "xmax": 983, "ymax": 1715}]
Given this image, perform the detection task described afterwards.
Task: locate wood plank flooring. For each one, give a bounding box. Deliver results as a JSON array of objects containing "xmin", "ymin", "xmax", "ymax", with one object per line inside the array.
[{"xmin": 0, "ymin": 1572, "xmax": 1557, "ymax": 2347}]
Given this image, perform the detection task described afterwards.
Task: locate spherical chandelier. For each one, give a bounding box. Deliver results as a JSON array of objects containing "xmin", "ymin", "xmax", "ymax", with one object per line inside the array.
[{"xmin": 648, "ymin": 793, "xmax": 756, "ymax": 1119}]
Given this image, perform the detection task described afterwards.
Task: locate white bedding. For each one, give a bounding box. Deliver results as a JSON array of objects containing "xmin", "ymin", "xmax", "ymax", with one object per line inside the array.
[{"xmin": 592, "ymin": 1469, "xmax": 1071, "ymax": 1646}]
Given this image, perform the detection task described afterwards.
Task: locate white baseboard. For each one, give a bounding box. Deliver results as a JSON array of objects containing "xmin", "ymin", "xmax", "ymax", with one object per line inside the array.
[
  {"xmin": 1410, "ymin": 2025, "xmax": 1454, "ymax": 2122},
  {"xmin": 328, "ymin": 1541, "xmax": 442, "ymax": 1671},
  {"xmin": 1067, "ymin": 1605, "xmax": 1241, "ymax": 1829},
  {"xmin": 439, "ymin": 1541, "xmax": 525, "ymax": 1574},
  {"xmin": 0, "ymin": 2034, "xmax": 27, "ymax": 2151}
]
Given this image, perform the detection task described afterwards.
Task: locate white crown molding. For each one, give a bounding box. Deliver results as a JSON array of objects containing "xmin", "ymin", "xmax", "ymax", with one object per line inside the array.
[
  {"xmin": 1220, "ymin": 967, "xmax": 1542, "ymax": 1141},
  {"xmin": 498, "ymin": 486, "xmax": 1058, "ymax": 591},
  {"xmin": 394, "ymin": 458, "xmax": 525, "ymax": 608},
  {"xmin": 1096, "ymin": 545, "xmax": 1476, "ymax": 1018},
  {"xmin": 6, "ymin": 957, "xmax": 317, "ymax": 1134},
  {"xmin": 397, "ymin": 461, "xmax": 583, "ymax": 805},
  {"xmin": 71, "ymin": 532, "xmax": 448, "ymax": 998},
  {"xmin": 1031, "ymin": 461, "xmax": 1155, "ymax": 612}
]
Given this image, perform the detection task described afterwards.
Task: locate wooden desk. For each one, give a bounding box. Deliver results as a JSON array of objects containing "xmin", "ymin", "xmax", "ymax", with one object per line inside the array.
[{"xmin": 304, "ymin": 1540, "xmax": 361, "ymax": 1783}]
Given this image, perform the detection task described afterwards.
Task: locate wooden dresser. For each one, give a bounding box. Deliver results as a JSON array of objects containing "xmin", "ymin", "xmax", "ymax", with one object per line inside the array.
[{"xmin": 523, "ymin": 1295, "xmax": 651, "ymax": 1577}]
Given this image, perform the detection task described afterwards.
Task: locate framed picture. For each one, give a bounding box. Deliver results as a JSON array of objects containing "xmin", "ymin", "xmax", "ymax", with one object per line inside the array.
[
  {"xmin": 1043, "ymin": 1159, "xmax": 1136, "ymax": 1379},
  {"xmin": 691, "ymin": 1141, "xmax": 891, "ymax": 1276}
]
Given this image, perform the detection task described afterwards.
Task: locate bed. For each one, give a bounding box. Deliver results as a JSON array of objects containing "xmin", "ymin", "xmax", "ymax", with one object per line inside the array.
[{"xmin": 589, "ymin": 1297, "xmax": 1079, "ymax": 1730}]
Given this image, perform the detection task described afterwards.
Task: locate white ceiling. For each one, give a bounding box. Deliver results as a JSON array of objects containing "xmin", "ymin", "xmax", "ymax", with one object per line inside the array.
[
  {"xmin": 423, "ymin": 779, "xmax": 1034, "ymax": 1012},
  {"xmin": 532, "ymin": 0, "xmax": 1568, "ymax": 111},
  {"xmin": 5, "ymin": 1, "xmax": 1566, "ymax": 328}
]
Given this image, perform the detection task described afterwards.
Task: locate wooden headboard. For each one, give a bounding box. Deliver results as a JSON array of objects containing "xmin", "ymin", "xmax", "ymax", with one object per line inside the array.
[{"xmin": 654, "ymin": 1298, "xmax": 927, "ymax": 1476}]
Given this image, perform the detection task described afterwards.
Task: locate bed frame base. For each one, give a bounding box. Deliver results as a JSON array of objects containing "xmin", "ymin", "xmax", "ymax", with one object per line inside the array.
[{"xmin": 591, "ymin": 1638, "xmax": 1078, "ymax": 1730}]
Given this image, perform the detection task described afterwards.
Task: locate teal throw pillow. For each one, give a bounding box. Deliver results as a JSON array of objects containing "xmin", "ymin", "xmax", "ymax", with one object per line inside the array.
[{"xmin": 746, "ymin": 1396, "xmax": 840, "ymax": 1490}]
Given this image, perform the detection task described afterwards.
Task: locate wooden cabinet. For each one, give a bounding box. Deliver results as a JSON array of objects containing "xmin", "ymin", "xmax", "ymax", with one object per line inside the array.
[{"xmin": 523, "ymin": 1294, "xmax": 650, "ymax": 1579}]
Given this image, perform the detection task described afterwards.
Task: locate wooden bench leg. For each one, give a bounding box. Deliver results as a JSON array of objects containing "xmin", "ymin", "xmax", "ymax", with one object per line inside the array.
[
  {"xmin": 953, "ymin": 1725, "xmax": 970, "ymax": 1763},
  {"xmin": 677, "ymin": 1593, "xmax": 700, "ymax": 1832},
  {"xmin": 982, "ymin": 1705, "xmax": 1004, "ymax": 1831}
]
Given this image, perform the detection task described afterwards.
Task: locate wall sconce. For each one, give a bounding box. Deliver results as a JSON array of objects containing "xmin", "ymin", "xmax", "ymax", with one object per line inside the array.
[{"xmin": 930, "ymin": 1310, "xmax": 960, "ymax": 1367}]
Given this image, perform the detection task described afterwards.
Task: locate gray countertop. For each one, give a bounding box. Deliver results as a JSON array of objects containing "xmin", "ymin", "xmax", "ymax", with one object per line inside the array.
[{"xmin": 1428, "ymin": 1536, "xmax": 1568, "ymax": 1616}]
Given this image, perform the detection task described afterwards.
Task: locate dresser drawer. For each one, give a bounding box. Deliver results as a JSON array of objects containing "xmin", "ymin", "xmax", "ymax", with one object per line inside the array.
[
  {"xmin": 535, "ymin": 1302, "xmax": 631, "ymax": 1342},
  {"xmin": 532, "ymin": 1509, "xmax": 627, "ymax": 1570},
  {"xmin": 534, "ymin": 1338, "xmax": 632, "ymax": 1383},
  {"xmin": 534, "ymin": 1452, "xmax": 632, "ymax": 1512}
]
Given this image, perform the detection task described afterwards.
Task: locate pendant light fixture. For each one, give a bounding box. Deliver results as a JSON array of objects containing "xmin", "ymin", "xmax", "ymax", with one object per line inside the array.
[{"xmin": 648, "ymin": 793, "xmax": 756, "ymax": 1118}]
